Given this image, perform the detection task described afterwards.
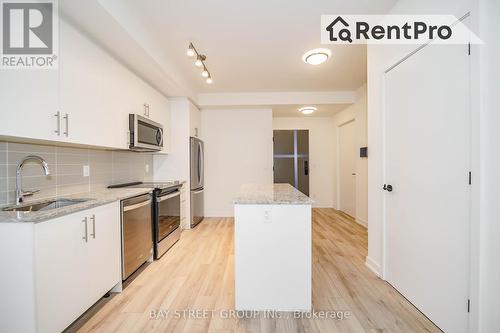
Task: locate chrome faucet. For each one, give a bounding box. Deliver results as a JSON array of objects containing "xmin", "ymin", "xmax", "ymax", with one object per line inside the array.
[{"xmin": 15, "ymin": 155, "xmax": 51, "ymax": 205}]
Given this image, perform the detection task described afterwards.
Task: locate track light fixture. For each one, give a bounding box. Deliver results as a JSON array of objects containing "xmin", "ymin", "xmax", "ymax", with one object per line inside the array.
[{"xmin": 186, "ymin": 42, "xmax": 213, "ymax": 84}]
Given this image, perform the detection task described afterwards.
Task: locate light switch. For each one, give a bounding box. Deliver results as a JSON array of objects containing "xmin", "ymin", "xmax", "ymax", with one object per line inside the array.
[{"xmin": 83, "ymin": 165, "xmax": 90, "ymax": 177}]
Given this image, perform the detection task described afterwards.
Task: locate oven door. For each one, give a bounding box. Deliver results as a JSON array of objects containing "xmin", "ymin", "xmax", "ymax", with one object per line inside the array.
[{"xmin": 156, "ymin": 189, "xmax": 181, "ymax": 244}]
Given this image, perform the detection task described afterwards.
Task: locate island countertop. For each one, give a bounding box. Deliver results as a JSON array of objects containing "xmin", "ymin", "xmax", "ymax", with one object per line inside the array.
[{"xmin": 233, "ymin": 183, "xmax": 313, "ymax": 205}]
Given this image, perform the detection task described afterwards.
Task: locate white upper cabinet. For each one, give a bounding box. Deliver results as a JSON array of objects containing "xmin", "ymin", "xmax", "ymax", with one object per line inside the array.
[
  {"xmin": 59, "ymin": 21, "xmax": 129, "ymax": 149},
  {"xmin": 0, "ymin": 19, "xmax": 169, "ymax": 151},
  {"xmin": 0, "ymin": 64, "xmax": 59, "ymax": 141}
]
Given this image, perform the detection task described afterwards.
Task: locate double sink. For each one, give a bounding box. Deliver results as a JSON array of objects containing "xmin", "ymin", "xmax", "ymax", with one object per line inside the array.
[{"xmin": 2, "ymin": 198, "xmax": 90, "ymax": 212}]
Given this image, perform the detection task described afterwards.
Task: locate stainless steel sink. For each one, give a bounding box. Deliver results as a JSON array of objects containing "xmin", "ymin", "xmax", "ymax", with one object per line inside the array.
[{"xmin": 2, "ymin": 199, "xmax": 90, "ymax": 212}]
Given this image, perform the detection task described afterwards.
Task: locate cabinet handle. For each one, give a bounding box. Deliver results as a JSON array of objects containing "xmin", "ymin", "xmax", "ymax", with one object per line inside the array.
[
  {"xmin": 54, "ymin": 112, "xmax": 61, "ymax": 135},
  {"xmin": 147, "ymin": 104, "xmax": 150, "ymax": 117},
  {"xmin": 82, "ymin": 216, "xmax": 88, "ymax": 242},
  {"xmin": 90, "ymin": 214, "xmax": 96, "ymax": 239},
  {"xmin": 63, "ymin": 113, "xmax": 69, "ymax": 137},
  {"xmin": 144, "ymin": 103, "xmax": 148, "ymax": 117}
]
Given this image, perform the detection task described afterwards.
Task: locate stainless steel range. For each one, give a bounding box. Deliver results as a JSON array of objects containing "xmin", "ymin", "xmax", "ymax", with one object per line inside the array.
[
  {"xmin": 109, "ymin": 181, "xmax": 182, "ymax": 264},
  {"xmin": 152, "ymin": 184, "xmax": 182, "ymax": 259}
]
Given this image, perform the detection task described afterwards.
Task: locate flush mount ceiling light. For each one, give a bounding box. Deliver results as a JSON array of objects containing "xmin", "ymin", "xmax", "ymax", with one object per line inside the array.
[
  {"xmin": 302, "ymin": 48, "xmax": 332, "ymax": 65},
  {"xmin": 186, "ymin": 42, "xmax": 213, "ymax": 84},
  {"xmin": 299, "ymin": 106, "xmax": 317, "ymax": 115}
]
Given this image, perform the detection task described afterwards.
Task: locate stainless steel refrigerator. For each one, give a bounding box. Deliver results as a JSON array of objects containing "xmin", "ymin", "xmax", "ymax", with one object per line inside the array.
[{"xmin": 190, "ymin": 137, "xmax": 204, "ymax": 228}]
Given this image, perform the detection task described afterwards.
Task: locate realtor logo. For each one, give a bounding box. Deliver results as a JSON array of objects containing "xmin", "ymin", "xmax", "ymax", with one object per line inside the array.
[{"xmin": 1, "ymin": 0, "xmax": 58, "ymax": 69}]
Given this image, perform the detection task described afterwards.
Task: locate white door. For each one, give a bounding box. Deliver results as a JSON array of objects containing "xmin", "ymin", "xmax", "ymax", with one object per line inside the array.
[
  {"xmin": 338, "ymin": 120, "xmax": 357, "ymax": 217},
  {"xmin": 0, "ymin": 66, "xmax": 59, "ymax": 141},
  {"xmin": 59, "ymin": 20, "xmax": 132, "ymax": 149},
  {"xmin": 35, "ymin": 211, "xmax": 90, "ymax": 333},
  {"xmin": 86, "ymin": 203, "xmax": 121, "ymax": 305},
  {"xmin": 384, "ymin": 43, "xmax": 470, "ymax": 333}
]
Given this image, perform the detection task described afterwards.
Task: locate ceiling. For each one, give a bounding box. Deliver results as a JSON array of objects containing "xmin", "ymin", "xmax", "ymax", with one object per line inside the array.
[
  {"xmin": 272, "ymin": 104, "xmax": 350, "ymax": 118},
  {"xmin": 112, "ymin": 0, "xmax": 397, "ymax": 94}
]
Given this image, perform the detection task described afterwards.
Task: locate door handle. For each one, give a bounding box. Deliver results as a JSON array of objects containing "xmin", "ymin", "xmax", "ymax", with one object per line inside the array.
[
  {"xmin": 304, "ymin": 160, "xmax": 309, "ymax": 176},
  {"xmin": 54, "ymin": 112, "xmax": 61, "ymax": 135},
  {"xmin": 63, "ymin": 113, "xmax": 69, "ymax": 137},
  {"xmin": 123, "ymin": 199, "xmax": 152, "ymax": 212},
  {"xmin": 90, "ymin": 214, "xmax": 96, "ymax": 239},
  {"xmin": 82, "ymin": 216, "xmax": 88, "ymax": 242}
]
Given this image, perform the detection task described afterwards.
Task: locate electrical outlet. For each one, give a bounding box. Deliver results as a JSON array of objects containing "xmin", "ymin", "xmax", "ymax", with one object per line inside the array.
[
  {"xmin": 263, "ymin": 209, "xmax": 272, "ymax": 223},
  {"xmin": 145, "ymin": 164, "xmax": 150, "ymax": 173},
  {"xmin": 83, "ymin": 165, "xmax": 90, "ymax": 177}
]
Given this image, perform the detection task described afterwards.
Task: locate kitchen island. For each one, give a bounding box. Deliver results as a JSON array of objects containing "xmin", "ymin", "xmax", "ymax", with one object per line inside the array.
[{"xmin": 233, "ymin": 183, "xmax": 313, "ymax": 311}]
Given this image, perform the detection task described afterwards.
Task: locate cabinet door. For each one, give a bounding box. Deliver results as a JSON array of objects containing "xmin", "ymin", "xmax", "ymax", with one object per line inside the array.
[
  {"xmin": 0, "ymin": 68, "xmax": 59, "ymax": 141},
  {"xmin": 34, "ymin": 211, "xmax": 90, "ymax": 333},
  {"xmin": 59, "ymin": 21, "xmax": 130, "ymax": 149},
  {"xmin": 86, "ymin": 202, "xmax": 121, "ymax": 303},
  {"xmin": 147, "ymin": 88, "xmax": 170, "ymax": 153}
]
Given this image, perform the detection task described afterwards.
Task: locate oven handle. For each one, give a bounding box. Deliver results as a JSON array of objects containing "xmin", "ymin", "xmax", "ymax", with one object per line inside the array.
[
  {"xmin": 123, "ymin": 199, "xmax": 152, "ymax": 212},
  {"xmin": 157, "ymin": 191, "xmax": 180, "ymax": 203}
]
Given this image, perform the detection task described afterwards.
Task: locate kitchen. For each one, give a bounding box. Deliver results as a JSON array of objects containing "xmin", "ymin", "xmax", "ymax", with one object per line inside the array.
[{"xmin": 0, "ymin": 1, "xmax": 499, "ymax": 333}]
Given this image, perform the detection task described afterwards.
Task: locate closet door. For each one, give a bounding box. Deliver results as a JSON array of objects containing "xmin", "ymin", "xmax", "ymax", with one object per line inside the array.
[
  {"xmin": 384, "ymin": 42, "xmax": 470, "ymax": 333},
  {"xmin": 338, "ymin": 120, "xmax": 357, "ymax": 217}
]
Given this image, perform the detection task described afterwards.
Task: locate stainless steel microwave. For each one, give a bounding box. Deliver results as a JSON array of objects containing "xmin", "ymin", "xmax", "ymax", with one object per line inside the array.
[{"xmin": 129, "ymin": 114, "xmax": 163, "ymax": 151}]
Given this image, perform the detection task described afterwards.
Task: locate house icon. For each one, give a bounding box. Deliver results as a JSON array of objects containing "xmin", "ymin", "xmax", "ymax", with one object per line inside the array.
[{"xmin": 326, "ymin": 16, "xmax": 349, "ymax": 41}]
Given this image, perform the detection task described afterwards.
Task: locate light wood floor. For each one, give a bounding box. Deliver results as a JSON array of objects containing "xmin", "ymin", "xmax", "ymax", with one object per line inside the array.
[{"xmin": 70, "ymin": 209, "xmax": 441, "ymax": 333}]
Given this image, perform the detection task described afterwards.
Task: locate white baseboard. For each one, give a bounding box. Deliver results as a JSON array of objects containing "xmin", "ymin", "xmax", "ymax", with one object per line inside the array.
[
  {"xmin": 365, "ymin": 256, "xmax": 381, "ymax": 277},
  {"xmin": 355, "ymin": 217, "xmax": 368, "ymax": 228}
]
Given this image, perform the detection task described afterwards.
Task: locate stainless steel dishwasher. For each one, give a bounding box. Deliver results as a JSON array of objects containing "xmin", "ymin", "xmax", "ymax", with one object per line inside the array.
[{"xmin": 121, "ymin": 194, "xmax": 153, "ymax": 280}]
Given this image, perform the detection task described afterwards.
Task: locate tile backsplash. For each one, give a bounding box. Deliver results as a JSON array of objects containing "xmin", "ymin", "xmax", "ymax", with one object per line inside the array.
[{"xmin": 0, "ymin": 141, "xmax": 153, "ymax": 205}]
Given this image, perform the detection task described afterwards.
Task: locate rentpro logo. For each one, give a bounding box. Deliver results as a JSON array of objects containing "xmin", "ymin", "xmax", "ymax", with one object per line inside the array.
[{"xmin": 321, "ymin": 15, "xmax": 480, "ymax": 45}]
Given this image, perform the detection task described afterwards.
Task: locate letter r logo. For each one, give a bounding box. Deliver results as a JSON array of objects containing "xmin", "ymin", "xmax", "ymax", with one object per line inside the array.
[{"xmin": 2, "ymin": 2, "xmax": 53, "ymax": 54}]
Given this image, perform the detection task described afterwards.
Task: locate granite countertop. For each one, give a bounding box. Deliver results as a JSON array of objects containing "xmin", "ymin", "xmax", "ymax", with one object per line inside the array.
[
  {"xmin": 233, "ymin": 183, "xmax": 313, "ymax": 205},
  {"xmin": 0, "ymin": 181, "xmax": 185, "ymax": 224}
]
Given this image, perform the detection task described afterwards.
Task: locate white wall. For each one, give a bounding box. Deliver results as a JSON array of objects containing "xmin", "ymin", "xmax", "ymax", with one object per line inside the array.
[
  {"xmin": 479, "ymin": 0, "xmax": 499, "ymax": 331},
  {"xmin": 201, "ymin": 109, "xmax": 273, "ymax": 216},
  {"xmin": 272, "ymin": 87, "xmax": 368, "ymax": 221},
  {"xmin": 272, "ymin": 117, "xmax": 335, "ymax": 208},
  {"xmin": 333, "ymin": 86, "xmax": 368, "ymax": 225}
]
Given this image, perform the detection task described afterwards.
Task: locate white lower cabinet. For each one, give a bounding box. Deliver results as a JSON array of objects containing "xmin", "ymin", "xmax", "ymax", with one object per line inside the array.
[{"xmin": 34, "ymin": 202, "xmax": 121, "ymax": 333}]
